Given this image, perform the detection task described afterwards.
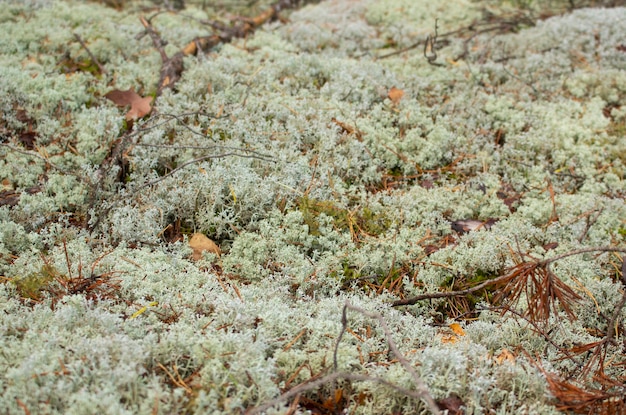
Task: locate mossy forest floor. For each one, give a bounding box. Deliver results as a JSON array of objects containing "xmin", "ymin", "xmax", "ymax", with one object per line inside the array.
[{"xmin": 1, "ymin": 0, "xmax": 625, "ymax": 413}]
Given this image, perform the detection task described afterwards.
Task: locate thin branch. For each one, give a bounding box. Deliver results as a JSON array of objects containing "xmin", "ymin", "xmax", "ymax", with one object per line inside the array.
[
  {"xmin": 146, "ymin": 112, "xmax": 226, "ymax": 140},
  {"xmin": 249, "ymin": 301, "xmax": 441, "ymax": 414},
  {"xmin": 139, "ymin": 16, "xmax": 184, "ymax": 95},
  {"xmin": 73, "ymin": 33, "xmax": 107, "ymax": 75},
  {"xmin": 393, "ymin": 246, "xmax": 626, "ymax": 307},
  {"xmin": 392, "ymin": 270, "xmax": 513, "ymax": 307},
  {"xmin": 139, "ymin": 16, "xmax": 169, "ymax": 62},
  {"xmin": 135, "ymin": 151, "xmax": 275, "ymax": 191},
  {"xmin": 0, "ymin": 143, "xmax": 71, "ymax": 175},
  {"xmin": 604, "ymin": 283, "xmax": 626, "ymax": 346},
  {"xmin": 424, "ymin": 19, "xmax": 444, "ymax": 66},
  {"xmin": 246, "ymin": 372, "xmax": 438, "ymax": 415},
  {"xmin": 540, "ymin": 246, "xmax": 626, "ymax": 266},
  {"xmin": 135, "ymin": 143, "xmax": 276, "ymax": 160},
  {"xmin": 339, "ymin": 302, "xmax": 440, "ymax": 414},
  {"xmin": 378, "ymin": 14, "xmax": 533, "ymax": 60}
]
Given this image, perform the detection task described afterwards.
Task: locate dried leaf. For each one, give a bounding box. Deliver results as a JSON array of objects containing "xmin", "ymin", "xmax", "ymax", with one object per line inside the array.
[
  {"xmin": 0, "ymin": 190, "xmax": 21, "ymax": 207},
  {"xmin": 189, "ymin": 233, "xmax": 221, "ymax": 260},
  {"xmin": 388, "ymin": 87, "xmax": 404, "ymax": 104},
  {"xmin": 105, "ymin": 88, "xmax": 153, "ymax": 120},
  {"xmin": 441, "ymin": 334, "xmax": 458, "ymax": 344},
  {"xmin": 437, "ymin": 394, "xmax": 464, "ymax": 415},
  {"xmin": 496, "ymin": 182, "xmax": 521, "ymax": 212},
  {"xmin": 449, "ymin": 322, "xmax": 465, "ymax": 336},
  {"xmin": 451, "ymin": 218, "xmax": 497, "ymax": 234},
  {"xmin": 19, "ymin": 131, "xmax": 37, "ymax": 150},
  {"xmin": 495, "ymin": 348, "xmax": 515, "ymax": 364},
  {"xmin": 542, "ymin": 242, "xmax": 559, "ymax": 251}
]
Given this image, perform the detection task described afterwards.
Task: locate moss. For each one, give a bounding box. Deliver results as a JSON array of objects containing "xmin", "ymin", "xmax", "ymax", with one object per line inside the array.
[
  {"xmin": 13, "ymin": 264, "xmax": 59, "ymax": 301},
  {"xmin": 296, "ymin": 196, "xmax": 393, "ymax": 240}
]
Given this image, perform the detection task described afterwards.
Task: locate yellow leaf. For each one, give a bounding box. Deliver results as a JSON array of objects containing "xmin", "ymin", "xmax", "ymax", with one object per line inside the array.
[
  {"xmin": 130, "ymin": 307, "xmax": 147, "ymax": 319},
  {"xmin": 229, "ymin": 184, "xmax": 237, "ymax": 203},
  {"xmin": 130, "ymin": 302, "xmax": 158, "ymax": 319},
  {"xmin": 449, "ymin": 323, "xmax": 466, "ymax": 336}
]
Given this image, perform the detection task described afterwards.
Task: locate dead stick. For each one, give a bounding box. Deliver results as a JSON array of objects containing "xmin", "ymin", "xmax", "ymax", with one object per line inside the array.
[
  {"xmin": 73, "ymin": 33, "xmax": 107, "ymax": 74},
  {"xmin": 393, "ymin": 247, "xmax": 626, "ymax": 307}
]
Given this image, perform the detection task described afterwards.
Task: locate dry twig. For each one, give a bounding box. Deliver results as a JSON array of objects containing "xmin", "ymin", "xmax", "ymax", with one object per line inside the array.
[
  {"xmin": 247, "ymin": 301, "xmax": 441, "ymax": 414},
  {"xmin": 393, "ymin": 246, "xmax": 625, "ymax": 322}
]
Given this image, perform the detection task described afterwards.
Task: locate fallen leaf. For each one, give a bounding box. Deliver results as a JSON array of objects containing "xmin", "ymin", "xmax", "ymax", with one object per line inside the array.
[
  {"xmin": 449, "ymin": 322, "xmax": 466, "ymax": 336},
  {"xmin": 189, "ymin": 233, "xmax": 221, "ymax": 260},
  {"xmin": 496, "ymin": 182, "xmax": 521, "ymax": 212},
  {"xmin": 451, "ymin": 218, "xmax": 497, "ymax": 234},
  {"xmin": 0, "ymin": 186, "xmax": 42, "ymax": 208},
  {"xmin": 441, "ymin": 334, "xmax": 459, "ymax": 344},
  {"xmin": 437, "ymin": 394, "xmax": 464, "ymax": 414},
  {"xmin": 542, "ymin": 242, "xmax": 559, "ymax": 251},
  {"xmin": 105, "ymin": 88, "xmax": 153, "ymax": 120},
  {"xmin": 388, "ymin": 87, "xmax": 404, "ymax": 104},
  {"xmin": 495, "ymin": 348, "xmax": 516, "ymax": 364},
  {"xmin": 19, "ymin": 131, "xmax": 39, "ymax": 150}
]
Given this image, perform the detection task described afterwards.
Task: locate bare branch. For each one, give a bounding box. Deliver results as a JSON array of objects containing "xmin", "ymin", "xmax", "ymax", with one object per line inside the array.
[
  {"xmin": 394, "ymin": 246, "xmax": 626, "ymax": 308},
  {"xmin": 73, "ymin": 33, "xmax": 107, "ymax": 75},
  {"xmin": 249, "ymin": 301, "xmax": 441, "ymax": 414},
  {"xmin": 339, "ymin": 302, "xmax": 440, "ymax": 414}
]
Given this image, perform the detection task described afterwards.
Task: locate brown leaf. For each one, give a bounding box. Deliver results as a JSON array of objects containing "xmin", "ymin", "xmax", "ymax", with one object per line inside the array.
[
  {"xmin": 19, "ymin": 131, "xmax": 37, "ymax": 150},
  {"xmin": 451, "ymin": 219, "xmax": 497, "ymax": 234},
  {"xmin": 542, "ymin": 242, "xmax": 559, "ymax": 251},
  {"xmin": 419, "ymin": 179, "xmax": 434, "ymax": 189},
  {"xmin": 0, "ymin": 186, "xmax": 41, "ymax": 207},
  {"xmin": 495, "ymin": 348, "xmax": 516, "ymax": 364},
  {"xmin": 0, "ymin": 190, "xmax": 20, "ymax": 207},
  {"xmin": 497, "ymin": 182, "xmax": 521, "ymax": 213},
  {"xmin": 105, "ymin": 88, "xmax": 153, "ymax": 120},
  {"xmin": 388, "ymin": 87, "xmax": 404, "ymax": 104},
  {"xmin": 189, "ymin": 233, "xmax": 221, "ymax": 260},
  {"xmin": 437, "ymin": 394, "xmax": 464, "ymax": 414}
]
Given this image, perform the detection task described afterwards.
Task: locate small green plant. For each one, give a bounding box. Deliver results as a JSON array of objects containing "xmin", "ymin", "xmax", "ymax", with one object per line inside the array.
[
  {"xmin": 296, "ymin": 196, "xmax": 392, "ymax": 241},
  {"xmin": 13, "ymin": 264, "xmax": 58, "ymax": 301},
  {"xmin": 11, "ymin": 242, "xmax": 122, "ymax": 305}
]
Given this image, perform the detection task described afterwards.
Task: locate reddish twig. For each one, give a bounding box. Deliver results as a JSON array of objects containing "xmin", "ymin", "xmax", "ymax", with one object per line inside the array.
[{"xmin": 393, "ymin": 246, "xmax": 625, "ymax": 308}]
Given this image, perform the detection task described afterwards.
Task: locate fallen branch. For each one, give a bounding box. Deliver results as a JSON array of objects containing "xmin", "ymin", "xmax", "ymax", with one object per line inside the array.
[
  {"xmin": 248, "ymin": 301, "xmax": 441, "ymax": 414},
  {"xmin": 246, "ymin": 371, "xmax": 438, "ymax": 415},
  {"xmin": 139, "ymin": 16, "xmax": 185, "ymax": 96},
  {"xmin": 73, "ymin": 33, "xmax": 107, "ymax": 75},
  {"xmin": 140, "ymin": 0, "xmax": 320, "ymax": 96},
  {"xmin": 393, "ymin": 246, "xmax": 626, "ymax": 308}
]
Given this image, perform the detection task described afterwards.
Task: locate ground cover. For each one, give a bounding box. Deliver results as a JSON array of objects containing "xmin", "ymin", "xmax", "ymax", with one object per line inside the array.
[{"xmin": 1, "ymin": 0, "xmax": 625, "ymax": 413}]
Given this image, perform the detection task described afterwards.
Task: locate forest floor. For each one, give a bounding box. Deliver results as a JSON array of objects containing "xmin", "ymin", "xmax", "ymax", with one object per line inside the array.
[{"xmin": 1, "ymin": 0, "xmax": 625, "ymax": 413}]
